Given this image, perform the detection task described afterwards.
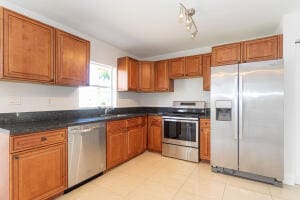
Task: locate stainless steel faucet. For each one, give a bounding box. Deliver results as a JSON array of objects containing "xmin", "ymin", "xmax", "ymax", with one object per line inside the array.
[{"xmin": 104, "ymin": 107, "xmax": 114, "ymax": 115}]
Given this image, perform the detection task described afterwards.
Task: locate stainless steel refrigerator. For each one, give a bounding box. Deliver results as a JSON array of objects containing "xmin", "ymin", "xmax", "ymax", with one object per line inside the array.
[{"xmin": 210, "ymin": 59, "xmax": 284, "ymax": 185}]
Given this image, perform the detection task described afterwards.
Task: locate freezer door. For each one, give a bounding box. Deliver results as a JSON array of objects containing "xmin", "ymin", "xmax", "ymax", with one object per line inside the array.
[
  {"xmin": 238, "ymin": 60, "xmax": 284, "ymax": 181},
  {"xmin": 211, "ymin": 65, "xmax": 239, "ymax": 170}
]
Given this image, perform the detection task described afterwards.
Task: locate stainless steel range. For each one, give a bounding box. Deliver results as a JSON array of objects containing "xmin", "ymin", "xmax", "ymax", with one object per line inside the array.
[{"xmin": 162, "ymin": 101, "xmax": 206, "ymax": 162}]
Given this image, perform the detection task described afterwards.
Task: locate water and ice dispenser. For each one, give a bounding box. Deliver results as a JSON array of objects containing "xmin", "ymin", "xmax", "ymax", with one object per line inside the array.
[{"xmin": 215, "ymin": 100, "xmax": 232, "ymax": 121}]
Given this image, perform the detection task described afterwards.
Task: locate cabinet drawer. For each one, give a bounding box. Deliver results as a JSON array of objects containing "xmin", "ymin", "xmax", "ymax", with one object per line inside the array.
[
  {"xmin": 10, "ymin": 129, "xmax": 66, "ymax": 153},
  {"xmin": 200, "ymin": 119, "xmax": 210, "ymax": 128},
  {"xmin": 107, "ymin": 120, "xmax": 126, "ymax": 133}
]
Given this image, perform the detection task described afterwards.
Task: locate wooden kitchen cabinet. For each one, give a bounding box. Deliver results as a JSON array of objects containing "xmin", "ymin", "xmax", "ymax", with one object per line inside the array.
[
  {"xmin": 117, "ymin": 57, "xmax": 139, "ymax": 91},
  {"xmin": 169, "ymin": 57, "xmax": 186, "ymax": 79},
  {"xmin": 147, "ymin": 115, "xmax": 162, "ymax": 153},
  {"xmin": 139, "ymin": 61, "xmax": 155, "ymax": 92},
  {"xmin": 6, "ymin": 129, "xmax": 67, "ymax": 200},
  {"xmin": 56, "ymin": 30, "xmax": 90, "ymax": 86},
  {"xmin": 202, "ymin": 54, "xmax": 212, "ymax": 91},
  {"xmin": 243, "ymin": 35, "xmax": 282, "ymax": 62},
  {"xmin": 185, "ymin": 55, "xmax": 203, "ymax": 76},
  {"xmin": 212, "ymin": 42, "xmax": 242, "ymax": 66},
  {"xmin": 1, "ymin": 8, "xmax": 55, "ymax": 83},
  {"xmin": 107, "ymin": 116, "xmax": 147, "ymax": 170},
  {"xmin": 200, "ymin": 119, "xmax": 210, "ymax": 161},
  {"xmin": 107, "ymin": 130, "xmax": 127, "ymax": 169},
  {"xmin": 11, "ymin": 143, "xmax": 67, "ymax": 200},
  {"xmin": 154, "ymin": 60, "xmax": 174, "ymax": 92}
]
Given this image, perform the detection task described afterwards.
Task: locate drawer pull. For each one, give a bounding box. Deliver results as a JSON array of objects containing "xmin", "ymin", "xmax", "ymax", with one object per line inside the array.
[
  {"xmin": 41, "ymin": 137, "xmax": 47, "ymax": 142},
  {"xmin": 14, "ymin": 155, "xmax": 19, "ymax": 160}
]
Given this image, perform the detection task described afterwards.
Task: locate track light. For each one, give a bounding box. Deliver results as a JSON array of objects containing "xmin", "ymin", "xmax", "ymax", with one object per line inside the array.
[{"xmin": 178, "ymin": 3, "xmax": 198, "ymax": 38}]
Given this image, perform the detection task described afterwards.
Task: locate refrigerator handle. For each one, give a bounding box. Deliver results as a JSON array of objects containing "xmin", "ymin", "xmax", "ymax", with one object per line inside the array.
[
  {"xmin": 234, "ymin": 75, "xmax": 238, "ymax": 140},
  {"xmin": 239, "ymin": 75, "xmax": 244, "ymax": 140}
]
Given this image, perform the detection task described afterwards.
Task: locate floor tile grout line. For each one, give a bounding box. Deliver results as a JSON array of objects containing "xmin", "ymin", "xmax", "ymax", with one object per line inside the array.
[{"xmin": 171, "ymin": 164, "xmax": 198, "ymax": 200}]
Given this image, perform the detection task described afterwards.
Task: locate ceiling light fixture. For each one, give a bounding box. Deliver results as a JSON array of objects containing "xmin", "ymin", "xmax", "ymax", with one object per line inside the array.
[{"xmin": 178, "ymin": 3, "xmax": 198, "ymax": 38}]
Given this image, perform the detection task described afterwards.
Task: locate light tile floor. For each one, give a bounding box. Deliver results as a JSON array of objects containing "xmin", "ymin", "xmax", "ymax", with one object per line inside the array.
[{"xmin": 56, "ymin": 152, "xmax": 300, "ymax": 200}]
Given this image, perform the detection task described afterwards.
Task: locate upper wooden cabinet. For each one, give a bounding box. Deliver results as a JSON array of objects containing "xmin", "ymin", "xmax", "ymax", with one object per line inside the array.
[
  {"xmin": 202, "ymin": 54, "xmax": 212, "ymax": 91},
  {"xmin": 0, "ymin": 7, "xmax": 91, "ymax": 86},
  {"xmin": 117, "ymin": 57, "xmax": 139, "ymax": 91},
  {"xmin": 185, "ymin": 55, "xmax": 203, "ymax": 76},
  {"xmin": 56, "ymin": 30, "xmax": 90, "ymax": 86},
  {"xmin": 212, "ymin": 42, "xmax": 242, "ymax": 66},
  {"xmin": 212, "ymin": 34, "xmax": 283, "ymax": 66},
  {"xmin": 1, "ymin": 8, "xmax": 55, "ymax": 83},
  {"xmin": 139, "ymin": 61, "xmax": 155, "ymax": 92},
  {"xmin": 243, "ymin": 35, "xmax": 282, "ymax": 62},
  {"xmin": 154, "ymin": 60, "xmax": 174, "ymax": 92},
  {"xmin": 169, "ymin": 57, "xmax": 186, "ymax": 78}
]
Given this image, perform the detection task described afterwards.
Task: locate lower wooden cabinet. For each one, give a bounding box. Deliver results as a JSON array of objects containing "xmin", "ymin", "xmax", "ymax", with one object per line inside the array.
[
  {"xmin": 147, "ymin": 115, "xmax": 162, "ymax": 153},
  {"xmin": 11, "ymin": 143, "xmax": 67, "ymax": 200},
  {"xmin": 106, "ymin": 128, "xmax": 127, "ymax": 169},
  {"xmin": 0, "ymin": 129, "xmax": 68, "ymax": 200},
  {"xmin": 106, "ymin": 116, "xmax": 147, "ymax": 170},
  {"xmin": 200, "ymin": 119, "xmax": 211, "ymax": 161}
]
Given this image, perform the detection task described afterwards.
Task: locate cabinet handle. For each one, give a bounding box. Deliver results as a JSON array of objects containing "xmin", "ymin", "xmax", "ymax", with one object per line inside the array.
[
  {"xmin": 14, "ymin": 155, "xmax": 19, "ymax": 160},
  {"xmin": 41, "ymin": 137, "xmax": 47, "ymax": 142}
]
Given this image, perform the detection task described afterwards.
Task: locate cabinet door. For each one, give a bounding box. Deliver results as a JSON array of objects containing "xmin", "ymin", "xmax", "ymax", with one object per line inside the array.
[
  {"xmin": 56, "ymin": 30, "xmax": 90, "ymax": 86},
  {"xmin": 185, "ymin": 55, "xmax": 202, "ymax": 76},
  {"xmin": 139, "ymin": 61, "xmax": 154, "ymax": 92},
  {"xmin": 200, "ymin": 128, "xmax": 210, "ymax": 161},
  {"xmin": 2, "ymin": 9, "xmax": 55, "ymax": 83},
  {"xmin": 128, "ymin": 58, "xmax": 139, "ymax": 90},
  {"xmin": 142, "ymin": 123, "xmax": 147, "ymax": 152},
  {"xmin": 155, "ymin": 60, "xmax": 174, "ymax": 92},
  {"xmin": 243, "ymin": 35, "xmax": 279, "ymax": 62},
  {"xmin": 169, "ymin": 57, "xmax": 185, "ymax": 79},
  {"xmin": 202, "ymin": 54, "xmax": 212, "ymax": 91},
  {"xmin": 212, "ymin": 43, "xmax": 241, "ymax": 66},
  {"xmin": 127, "ymin": 126, "xmax": 139, "ymax": 159},
  {"xmin": 135, "ymin": 127, "xmax": 144, "ymax": 154},
  {"xmin": 148, "ymin": 116, "xmax": 162, "ymax": 153},
  {"xmin": 11, "ymin": 143, "xmax": 66, "ymax": 200},
  {"xmin": 107, "ymin": 131, "xmax": 127, "ymax": 169}
]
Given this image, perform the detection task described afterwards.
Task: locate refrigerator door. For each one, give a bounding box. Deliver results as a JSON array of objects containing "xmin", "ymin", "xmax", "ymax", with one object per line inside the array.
[
  {"xmin": 211, "ymin": 65, "xmax": 239, "ymax": 170},
  {"xmin": 238, "ymin": 60, "xmax": 284, "ymax": 181}
]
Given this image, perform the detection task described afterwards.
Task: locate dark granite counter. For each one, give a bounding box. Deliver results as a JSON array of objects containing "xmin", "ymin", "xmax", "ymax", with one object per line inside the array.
[
  {"xmin": 0, "ymin": 107, "xmax": 210, "ymax": 135},
  {"xmin": 0, "ymin": 113, "xmax": 147, "ymax": 135}
]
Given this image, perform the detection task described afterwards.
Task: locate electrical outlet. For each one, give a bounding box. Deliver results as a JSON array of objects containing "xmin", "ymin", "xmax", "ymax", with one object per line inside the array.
[{"xmin": 8, "ymin": 96, "xmax": 22, "ymax": 105}]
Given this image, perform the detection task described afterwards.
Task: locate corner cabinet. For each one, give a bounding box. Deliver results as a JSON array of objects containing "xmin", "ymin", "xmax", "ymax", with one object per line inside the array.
[
  {"xmin": 56, "ymin": 30, "xmax": 90, "ymax": 86},
  {"xmin": 0, "ymin": 8, "xmax": 55, "ymax": 83},
  {"xmin": 8, "ymin": 129, "xmax": 67, "ymax": 200},
  {"xmin": 139, "ymin": 61, "xmax": 155, "ymax": 92},
  {"xmin": 117, "ymin": 57, "xmax": 139, "ymax": 91},
  {"xmin": 154, "ymin": 60, "xmax": 174, "ymax": 92},
  {"xmin": 147, "ymin": 115, "xmax": 162, "ymax": 153}
]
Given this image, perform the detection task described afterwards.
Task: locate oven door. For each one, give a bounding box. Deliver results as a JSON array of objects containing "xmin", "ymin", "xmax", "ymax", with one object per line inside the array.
[{"xmin": 162, "ymin": 118, "xmax": 199, "ymax": 148}]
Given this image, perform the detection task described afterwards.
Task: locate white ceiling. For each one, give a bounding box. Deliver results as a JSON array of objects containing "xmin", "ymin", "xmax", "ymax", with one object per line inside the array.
[{"xmin": 7, "ymin": 0, "xmax": 300, "ymax": 58}]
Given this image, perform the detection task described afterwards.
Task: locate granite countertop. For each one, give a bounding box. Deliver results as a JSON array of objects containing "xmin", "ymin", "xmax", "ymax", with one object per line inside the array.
[{"xmin": 0, "ymin": 113, "xmax": 147, "ymax": 135}]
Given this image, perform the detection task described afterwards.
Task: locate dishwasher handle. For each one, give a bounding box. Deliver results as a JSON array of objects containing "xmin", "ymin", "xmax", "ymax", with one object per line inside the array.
[{"xmin": 68, "ymin": 123, "xmax": 106, "ymax": 134}]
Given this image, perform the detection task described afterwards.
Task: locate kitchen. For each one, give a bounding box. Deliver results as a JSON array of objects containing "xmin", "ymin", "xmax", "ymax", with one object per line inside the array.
[{"xmin": 0, "ymin": 0, "xmax": 300, "ymax": 200}]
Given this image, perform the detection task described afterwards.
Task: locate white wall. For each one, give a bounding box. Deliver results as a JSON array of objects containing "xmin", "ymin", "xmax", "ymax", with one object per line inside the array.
[
  {"xmin": 282, "ymin": 12, "xmax": 300, "ymax": 185},
  {"xmin": 138, "ymin": 78, "xmax": 210, "ymax": 107},
  {"xmin": 0, "ymin": 0, "xmax": 138, "ymax": 113}
]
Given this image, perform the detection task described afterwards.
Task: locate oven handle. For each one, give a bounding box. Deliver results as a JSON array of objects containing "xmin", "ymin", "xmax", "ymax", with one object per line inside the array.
[{"xmin": 163, "ymin": 119, "xmax": 199, "ymax": 124}]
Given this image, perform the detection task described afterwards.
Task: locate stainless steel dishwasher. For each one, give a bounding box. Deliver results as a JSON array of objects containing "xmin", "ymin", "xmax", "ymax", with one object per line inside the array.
[{"xmin": 68, "ymin": 122, "xmax": 106, "ymax": 189}]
